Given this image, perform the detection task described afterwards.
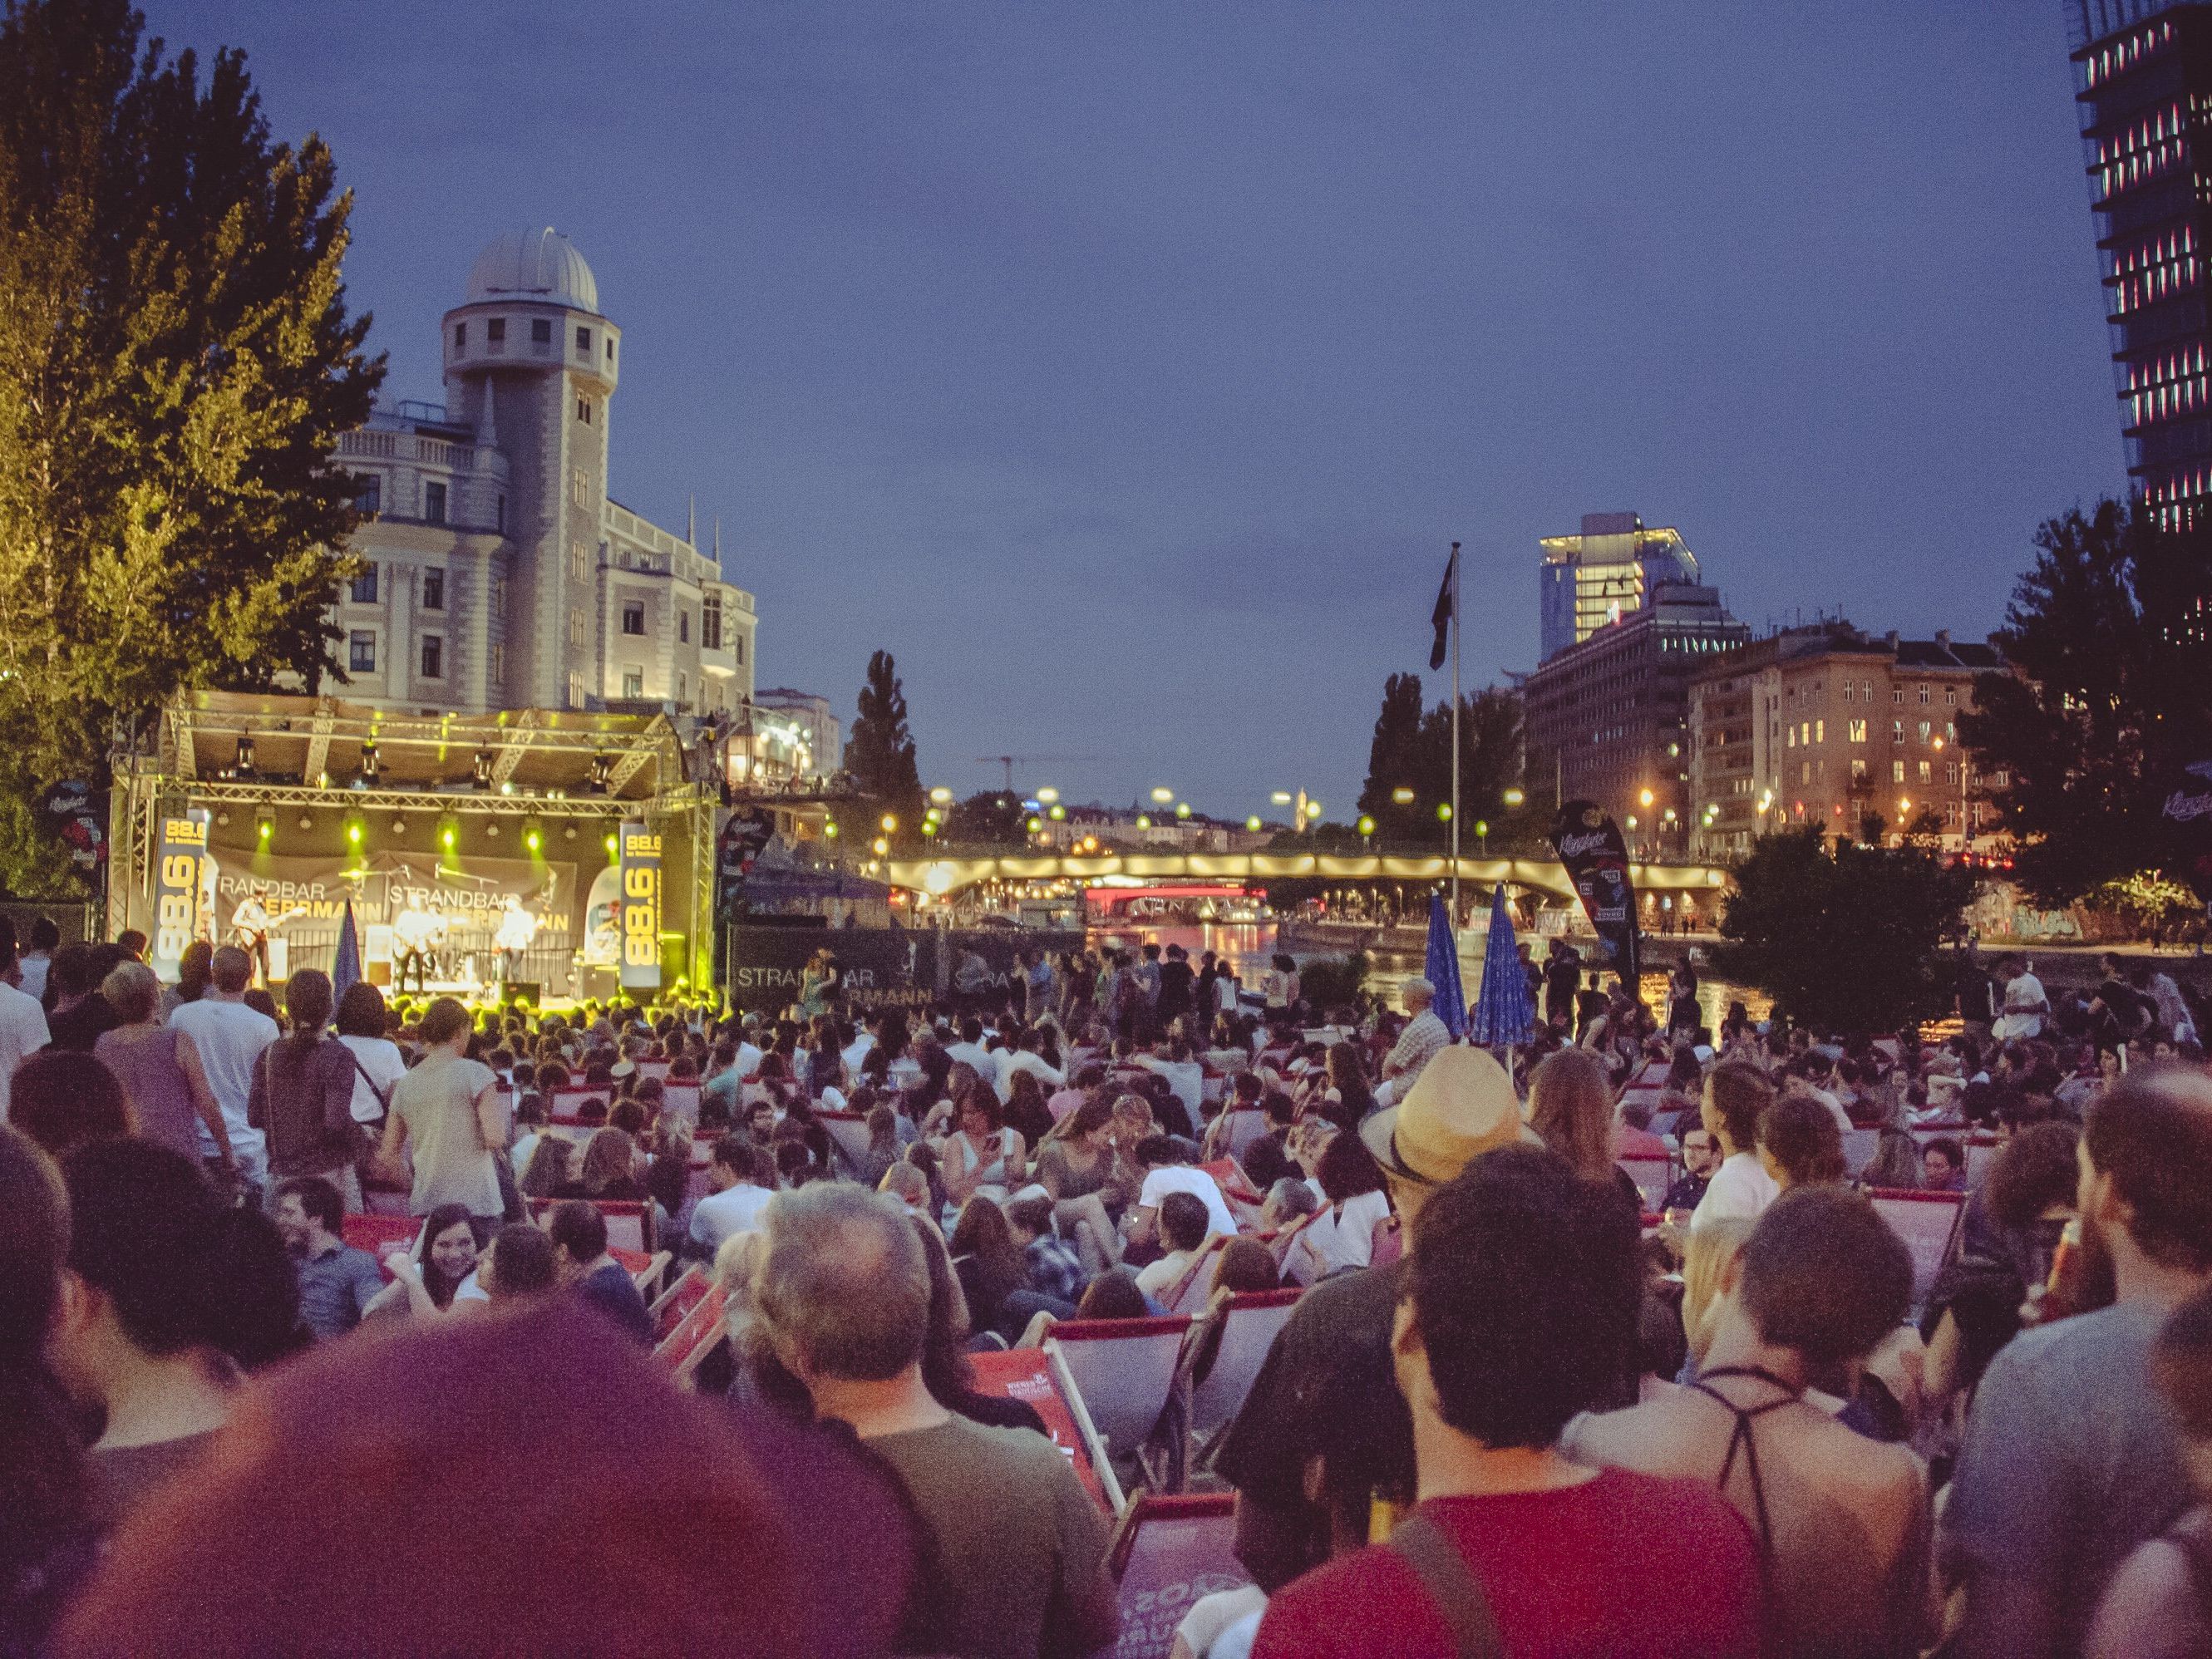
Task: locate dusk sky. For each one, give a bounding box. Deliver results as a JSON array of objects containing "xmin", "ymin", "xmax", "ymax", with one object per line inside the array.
[{"xmin": 168, "ymin": 1, "xmax": 2120, "ymax": 820}]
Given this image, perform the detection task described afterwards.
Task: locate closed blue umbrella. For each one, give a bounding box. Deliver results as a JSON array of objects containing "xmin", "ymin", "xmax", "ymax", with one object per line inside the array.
[
  {"xmin": 332, "ymin": 898, "xmax": 362, "ymax": 1002},
  {"xmin": 1469, "ymin": 884, "xmax": 1536, "ymax": 1049},
  {"xmin": 1424, "ymin": 892, "xmax": 1467, "ymax": 1041}
]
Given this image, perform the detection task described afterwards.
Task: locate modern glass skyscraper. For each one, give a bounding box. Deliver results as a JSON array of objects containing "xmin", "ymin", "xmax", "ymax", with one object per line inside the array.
[
  {"xmin": 1537, "ymin": 512, "xmax": 1702, "ymax": 662},
  {"xmin": 2067, "ymin": 1, "xmax": 2212, "ymax": 526}
]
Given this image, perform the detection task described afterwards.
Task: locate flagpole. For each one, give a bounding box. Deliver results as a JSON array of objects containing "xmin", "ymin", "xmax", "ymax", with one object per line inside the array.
[{"xmin": 1450, "ymin": 539, "xmax": 1461, "ymax": 928}]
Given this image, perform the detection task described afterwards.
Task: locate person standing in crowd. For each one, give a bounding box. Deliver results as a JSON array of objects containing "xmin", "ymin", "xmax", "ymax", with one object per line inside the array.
[
  {"xmin": 1945, "ymin": 1066, "xmax": 2212, "ymax": 1657},
  {"xmin": 1565, "ymin": 1187, "xmax": 1929, "ymax": 1657},
  {"xmin": 0, "ymin": 1125, "xmax": 101, "ymax": 1656},
  {"xmin": 1217, "ymin": 1046, "xmax": 1533, "ymax": 1590},
  {"xmin": 751, "ymin": 1183, "xmax": 1120, "ymax": 1659},
  {"xmin": 1251, "ymin": 1146, "xmax": 1764, "ymax": 1657},
  {"xmin": 1692, "ymin": 1061, "xmax": 1781, "ymax": 1230},
  {"xmin": 1155, "ymin": 942, "xmax": 1195, "ymax": 1031},
  {"xmin": 272, "ymin": 1176, "xmax": 384, "ymax": 1341},
  {"xmin": 42, "ymin": 944, "xmax": 121, "ymax": 1054},
  {"xmin": 249, "ymin": 970, "xmax": 365, "ymax": 1213},
  {"xmin": 548, "ymin": 1201, "xmax": 653, "ymax": 1344},
  {"xmin": 1375, "ymin": 977, "xmax": 1449, "ymax": 1108},
  {"xmin": 0, "ymin": 939, "xmax": 50, "ymax": 1127},
  {"xmin": 333, "ymin": 981, "xmax": 405, "ymax": 1143},
  {"xmin": 16, "ymin": 915, "xmax": 58, "ymax": 1002},
  {"xmin": 92, "ymin": 962, "xmax": 229, "ymax": 1169},
  {"xmin": 166, "ymin": 945, "xmax": 274, "ymax": 1196},
  {"xmin": 375, "ymin": 997, "xmax": 505, "ymax": 1226},
  {"xmin": 48, "ymin": 1139, "xmax": 302, "ymax": 1525}
]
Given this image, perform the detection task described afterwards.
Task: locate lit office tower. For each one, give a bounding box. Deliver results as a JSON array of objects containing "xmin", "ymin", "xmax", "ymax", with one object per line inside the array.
[
  {"xmin": 1537, "ymin": 512, "xmax": 1702, "ymax": 662},
  {"xmin": 2067, "ymin": 1, "xmax": 2212, "ymax": 527}
]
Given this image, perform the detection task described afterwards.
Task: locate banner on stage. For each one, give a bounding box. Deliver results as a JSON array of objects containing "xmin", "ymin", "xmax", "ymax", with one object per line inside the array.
[
  {"xmin": 200, "ymin": 849, "xmax": 579, "ymax": 966},
  {"xmin": 618, "ymin": 821, "xmax": 663, "ymax": 990},
  {"xmin": 1549, "ymin": 799, "xmax": 1641, "ymax": 982},
  {"xmin": 723, "ymin": 925, "xmax": 1081, "ymax": 1011},
  {"xmin": 150, "ymin": 810, "xmax": 214, "ymax": 982}
]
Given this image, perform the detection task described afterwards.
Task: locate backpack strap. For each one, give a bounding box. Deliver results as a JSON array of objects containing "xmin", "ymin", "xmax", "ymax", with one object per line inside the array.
[{"xmin": 1388, "ymin": 1512, "xmax": 1503, "ymax": 1659}]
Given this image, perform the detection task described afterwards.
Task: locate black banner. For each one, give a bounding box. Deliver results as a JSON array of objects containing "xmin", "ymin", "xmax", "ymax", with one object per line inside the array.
[
  {"xmin": 722, "ymin": 924, "xmax": 1082, "ymax": 1012},
  {"xmin": 1549, "ymin": 800, "xmax": 1641, "ymax": 982},
  {"xmin": 2163, "ymin": 761, "xmax": 2212, "ymax": 902},
  {"xmin": 717, "ymin": 810, "xmax": 777, "ymax": 918}
]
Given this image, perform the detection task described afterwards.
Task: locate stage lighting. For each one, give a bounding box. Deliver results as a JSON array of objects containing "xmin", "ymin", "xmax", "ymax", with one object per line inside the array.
[
  {"xmin": 255, "ymin": 805, "xmax": 274, "ymax": 843},
  {"xmin": 484, "ymin": 821, "xmax": 500, "ymax": 839},
  {"xmin": 391, "ymin": 818, "xmax": 406, "ymax": 836},
  {"xmin": 345, "ymin": 817, "xmax": 363, "ymax": 847},
  {"xmin": 235, "ymin": 736, "xmax": 256, "ymax": 776},
  {"xmin": 359, "ymin": 742, "xmax": 379, "ymax": 785},
  {"xmin": 441, "ymin": 823, "xmax": 457, "ymax": 851},
  {"xmin": 588, "ymin": 751, "xmax": 613, "ymax": 795},
  {"xmin": 472, "ymin": 751, "xmax": 494, "ymax": 790},
  {"xmin": 298, "ymin": 814, "xmax": 313, "ymax": 831},
  {"xmin": 564, "ymin": 823, "xmax": 577, "ymax": 839},
  {"xmin": 525, "ymin": 825, "xmax": 543, "ymax": 854},
  {"xmin": 604, "ymin": 831, "xmax": 618, "ymax": 858}
]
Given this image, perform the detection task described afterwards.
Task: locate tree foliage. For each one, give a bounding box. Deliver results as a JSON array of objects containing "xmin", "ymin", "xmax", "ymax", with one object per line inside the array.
[
  {"xmin": 0, "ymin": 0, "xmax": 382, "ymax": 887},
  {"xmin": 1958, "ymin": 500, "xmax": 2212, "ymax": 905},
  {"xmin": 946, "ymin": 789, "xmax": 1023, "ymax": 844},
  {"xmin": 845, "ymin": 650, "xmax": 924, "ymax": 846},
  {"xmin": 1710, "ymin": 827, "xmax": 1975, "ymax": 1034},
  {"xmin": 1354, "ymin": 674, "xmax": 1534, "ymax": 846}
]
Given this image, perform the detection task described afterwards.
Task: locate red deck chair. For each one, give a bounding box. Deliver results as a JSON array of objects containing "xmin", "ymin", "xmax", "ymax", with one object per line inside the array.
[
  {"xmin": 1045, "ymin": 1315, "xmax": 1193, "ymax": 1465},
  {"xmin": 1188, "ymin": 1287, "xmax": 1301, "ymax": 1448},
  {"xmin": 1106, "ymin": 1493, "xmax": 1252, "ymax": 1659}
]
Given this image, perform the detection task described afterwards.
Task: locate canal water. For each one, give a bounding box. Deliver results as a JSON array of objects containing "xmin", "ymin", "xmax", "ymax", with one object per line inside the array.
[{"xmin": 1091, "ymin": 920, "xmax": 1770, "ymax": 1034}]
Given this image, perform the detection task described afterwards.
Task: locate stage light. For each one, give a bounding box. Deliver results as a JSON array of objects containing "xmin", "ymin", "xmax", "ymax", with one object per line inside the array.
[
  {"xmin": 564, "ymin": 824, "xmax": 578, "ymax": 839},
  {"xmin": 359, "ymin": 742, "xmax": 379, "ymax": 785},
  {"xmin": 441, "ymin": 826, "xmax": 457, "ymax": 851},
  {"xmin": 604, "ymin": 832, "xmax": 618, "ymax": 858},
  {"xmin": 588, "ymin": 751, "xmax": 612, "ymax": 795},
  {"xmin": 345, "ymin": 818, "xmax": 363, "ymax": 847},
  {"xmin": 525, "ymin": 827, "xmax": 542, "ymax": 853},
  {"xmin": 297, "ymin": 813, "xmax": 313, "ymax": 831},
  {"xmin": 255, "ymin": 805, "xmax": 274, "ymax": 843},
  {"xmin": 472, "ymin": 751, "xmax": 494, "ymax": 790},
  {"xmin": 391, "ymin": 818, "xmax": 406, "ymax": 836},
  {"xmin": 236, "ymin": 736, "xmax": 256, "ymax": 776},
  {"xmin": 215, "ymin": 810, "xmax": 230, "ymax": 828},
  {"xmin": 484, "ymin": 821, "xmax": 500, "ymax": 839}
]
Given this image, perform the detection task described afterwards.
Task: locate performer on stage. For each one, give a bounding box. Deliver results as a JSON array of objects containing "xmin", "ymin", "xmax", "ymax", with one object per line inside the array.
[
  {"xmin": 494, "ymin": 895, "xmax": 539, "ymax": 983},
  {"xmin": 392, "ymin": 905, "xmax": 443, "ymax": 994},
  {"xmin": 230, "ymin": 892, "xmax": 273, "ymax": 987}
]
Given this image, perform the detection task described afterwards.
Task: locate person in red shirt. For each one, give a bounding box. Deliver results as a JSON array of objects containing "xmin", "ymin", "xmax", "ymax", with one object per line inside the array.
[{"xmin": 1253, "ymin": 1145, "xmax": 1766, "ymax": 1658}]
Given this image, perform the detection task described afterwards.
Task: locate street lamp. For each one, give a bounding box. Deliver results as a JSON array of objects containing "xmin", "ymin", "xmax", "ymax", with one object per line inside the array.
[
  {"xmin": 1357, "ymin": 815, "xmax": 1375, "ymax": 849},
  {"xmin": 1503, "ymin": 787, "xmax": 1525, "ymax": 807},
  {"xmin": 1037, "ymin": 786, "xmax": 1061, "ymax": 804},
  {"xmin": 1391, "ymin": 786, "xmax": 1415, "ymax": 806},
  {"xmin": 1271, "ymin": 790, "xmax": 1293, "ymax": 805},
  {"xmin": 1638, "ymin": 788, "xmax": 1655, "ymax": 809},
  {"xmin": 880, "ymin": 814, "xmax": 898, "ymax": 834},
  {"xmin": 1150, "ymin": 787, "xmax": 1174, "ymax": 805}
]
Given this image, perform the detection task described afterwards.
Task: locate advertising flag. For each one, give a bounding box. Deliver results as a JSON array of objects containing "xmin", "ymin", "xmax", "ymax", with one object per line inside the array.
[
  {"xmin": 618, "ymin": 820, "xmax": 663, "ymax": 990},
  {"xmin": 1549, "ymin": 799, "xmax": 1641, "ymax": 983}
]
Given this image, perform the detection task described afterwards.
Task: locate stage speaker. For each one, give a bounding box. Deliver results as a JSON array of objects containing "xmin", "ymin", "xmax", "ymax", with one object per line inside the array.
[{"xmin": 502, "ymin": 981, "xmax": 541, "ymax": 1007}]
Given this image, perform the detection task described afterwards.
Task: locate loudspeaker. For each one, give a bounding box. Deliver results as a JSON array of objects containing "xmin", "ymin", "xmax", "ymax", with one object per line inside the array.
[{"xmin": 502, "ymin": 981, "xmax": 541, "ymax": 1007}]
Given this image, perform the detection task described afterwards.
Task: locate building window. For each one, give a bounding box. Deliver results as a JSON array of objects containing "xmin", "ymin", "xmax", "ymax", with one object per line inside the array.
[
  {"xmin": 606, "ymin": 337, "xmax": 615, "ymax": 362},
  {"xmin": 349, "ymin": 631, "xmax": 376, "ymax": 672},
  {"xmin": 1945, "ymin": 761, "xmax": 1959, "ymax": 785},
  {"xmin": 1945, "ymin": 687, "xmax": 1958, "ymax": 706},
  {"xmin": 349, "ymin": 563, "xmax": 378, "ymax": 604},
  {"xmin": 420, "ymin": 636, "xmax": 443, "ymax": 680},
  {"xmin": 734, "ymin": 633, "xmax": 743, "ymax": 666},
  {"xmin": 568, "ymin": 671, "xmax": 584, "ymax": 709},
  {"xmin": 1919, "ymin": 761, "xmax": 1933, "ymax": 784},
  {"xmin": 421, "ymin": 567, "xmax": 445, "ymax": 610},
  {"xmin": 1917, "ymin": 721, "xmax": 1932, "ymax": 745},
  {"xmin": 1850, "ymin": 758, "xmax": 1867, "ymax": 779},
  {"xmin": 532, "ymin": 318, "xmax": 553, "ymax": 344},
  {"xmin": 1893, "ymin": 719, "xmax": 1904, "ymax": 743},
  {"xmin": 576, "ymin": 326, "xmax": 592, "ymax": 353},
  {"xmin": 702, "ymin": 597, "xmax": 722, "ymax": 650},
  {"xmin": 623, "ymin": 667, "xmax": 643, "ymax": 699},
  {"xmin": 1892, "ymin": 760, "xmax": 1906, "ymax": 783},
  {"xmin": 1848, "ymin": 718, "xmax": 1867, "ymax": 743},
  {"xmin": 1814, "ymin": 719, "xmax": 1825, "ymax": 743},
  {"xmin": 678, "ymin": 610, "xmax": 689, "ymax": 644},
  {"xmin": 490, "ymin": 642, "xmax": 504, "ymax": 684},
  {"xmin": 577, "ymin": 396, "xmax": 592, "ymax": 425},
  {"xmin": 570, "ymin": 540, "xmax": 588, "ymax": 580},
  {"xmin": 487, "ymin": 318, "xmax": 505, "ymax": 344},
  {"xmin": 622, "ymin": 602, "xmax": 645, "ymax": 636},
  {"xmin": 453, "ymin": 322, "xmax": 466, "ymax": 350},
  {"xmin": 1842, "ymin": 682, "xmax": 1853, "ymax": 702},
  {"xmin": 424, "ymin": 481, "xmax": 446, "ymax": 524},
  {"xmin": 352, "ymin": 475, "xmax": 381, "ymax": 517},
  {"xmin": 677, "ymin": 672, "xmax": 687, "ymax": 704},
  {"xmin": 495, "ymin": 494, "xmax": 505, "ymax": 533},
  {"xmin": 569, "ymin": 610, "xmax": 584, "ymax": 648},
  {"xmin": 1919, "ymin": 684, "xmax": 1930, "ymax": 704},
  {"xmin": 1894, "ymin": 687, "xmax": 1904, "ymax": 704},
  {"xmin": 1800, "ymin": 761, "xmax": 1811, "ymax": 784},
  {"xmin": 1946, "ymin": 721, "xmax": 1956, "ymax": 743},
  {"xmin": 571, "ymin": 468, "xmax": 587, "ymax": 505}
]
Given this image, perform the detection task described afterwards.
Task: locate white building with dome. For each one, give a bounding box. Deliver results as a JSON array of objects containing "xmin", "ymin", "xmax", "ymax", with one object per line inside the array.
[{"xmin": 329, "ymin": 228, "xmax": 756, "ymax": 719}]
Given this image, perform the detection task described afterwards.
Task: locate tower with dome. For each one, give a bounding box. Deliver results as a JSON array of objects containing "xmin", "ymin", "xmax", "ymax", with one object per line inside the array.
[{"xmin": 332, "ymin": 228, "xmax": 756, "ymax": 719}]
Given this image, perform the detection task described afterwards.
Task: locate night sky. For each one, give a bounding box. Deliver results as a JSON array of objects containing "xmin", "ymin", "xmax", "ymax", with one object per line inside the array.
[{"xmin": 164, "ymin": 1, "xmax": 2119, "ymax": 820}]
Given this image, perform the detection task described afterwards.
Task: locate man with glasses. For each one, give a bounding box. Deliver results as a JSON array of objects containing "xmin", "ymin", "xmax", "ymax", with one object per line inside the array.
[{"xmin": 1667, "ymin": 1125, "xmax": 1719, "ymax": 1213}]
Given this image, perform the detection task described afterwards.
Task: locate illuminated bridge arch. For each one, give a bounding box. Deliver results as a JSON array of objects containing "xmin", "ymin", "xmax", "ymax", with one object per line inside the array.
[{"xmin": 883, "ymin": 851, "xmax": 1731, "ymax": 902}]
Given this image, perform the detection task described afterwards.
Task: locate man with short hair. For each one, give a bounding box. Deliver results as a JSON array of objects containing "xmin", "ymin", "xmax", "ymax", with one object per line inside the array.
[
  {"xmin": 1253, "ymin": 1146, "xmax": 1763, "ymax": 1657},
  {"xmin": 689, "ymin": 1133, "xmax": 773, "ymax": 1259},
  {"xmin": 1135, "ymin": 1190, "xmax": 1213, "ymax": 1299},
  {"xmin": 273, "ymin": 1176, "xmax": 385, "ymax": 1341},
  {"xmin": 751, "ymin": 1184, "xmax": 1118, "ymax": 1659},
  {"xmin": 1131, "ymin": 1133, "xmax": 1238, "ymax": 1243},
  {"xmin": 483, "ymin": 1221, "xmax": 559, "ymax": 1303},
  {"xmin": 1667, "ymin": 1125, "xmax": 1720, "ymax": 1213},
  {"xmin": 1155, "ymin": 942, "xmax": 1195, "ymax": 1030},
  {"xmin": 1217, "ymin": 1046, "xmax": 1535, "ymax": 1590},
  {"xmin": 1564, "ymin": 1186, "xmax": 1929, "ymax": 1657},
  {"xmin": 1006, "ymin": 1194, "xmax": 1085, "ymax": 1304},
  {"xmin": 1945, "ymin": 1066, "xmax": 2212, "ymax": 1657},
  {"xmin": 168, "ymin": 944, "xmax": 275, "ymax": 1192},
  {"xmin": 547, "ymin": 1200, "xmax": 653, "ymax": 1344},
  {"xmin": 1375, "ymin": 978, "xmax": 1450, "ymax": 1108}
]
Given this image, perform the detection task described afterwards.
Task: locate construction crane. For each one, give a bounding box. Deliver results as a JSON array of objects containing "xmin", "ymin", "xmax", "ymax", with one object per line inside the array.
[{"xmin": 974, "ymin": 755, "xmax": 1095, "ymax": 794}]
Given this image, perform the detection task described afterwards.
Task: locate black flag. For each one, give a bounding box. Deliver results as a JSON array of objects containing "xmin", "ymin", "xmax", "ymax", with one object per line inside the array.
[
  {"xmin": 1549, "ymin": 799, "xmax": 1642, "ymax": 983},
  {"xmin": 1429, "ymin": 543, "xmax": 1458, "ymax": 670}
]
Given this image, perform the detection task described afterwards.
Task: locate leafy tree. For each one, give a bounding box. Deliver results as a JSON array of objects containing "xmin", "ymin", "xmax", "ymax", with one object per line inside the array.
[
  {"xmin": 1958, "ymin": 500, "xmax": 2212, "ymax": 905},
  {"xmin": 0, "ymin": 0, "xmax": 382, "ymax": 887},
  {"xmin": 845, "ymin": 650, "xmax": 924, "ymax": 846},
  {"xmin": 1710, "ymin": 826, "xmax": 1975, "ymax": 1033},
  {"xmin": 946, "ymin": 790, "xmax": 1023, "ymax": 844},
  {"xmin": 1357, "ymin": 673, "xmax": 1427, "ymax": 840}
]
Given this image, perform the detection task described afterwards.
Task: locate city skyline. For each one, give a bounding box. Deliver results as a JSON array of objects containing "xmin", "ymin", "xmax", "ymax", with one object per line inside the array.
[{"xmin": 165, "ymin": 1, "xmax": 2121, "ymax": 818}]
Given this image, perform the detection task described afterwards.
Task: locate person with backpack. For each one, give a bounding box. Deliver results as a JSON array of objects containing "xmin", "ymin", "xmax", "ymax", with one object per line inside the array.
[
  {"xmin": 247, "ymin": 970, "xmax": 367, "ymax": 1213},
  {"xmin": 1251, "ymin": 1146, "xmax": 1763, "ymax": 1657}
]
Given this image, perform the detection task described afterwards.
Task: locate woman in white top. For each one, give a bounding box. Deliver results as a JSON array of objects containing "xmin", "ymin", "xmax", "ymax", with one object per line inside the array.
[
  {"xmin": 374, "ymin": 998, "xmax": 504, "ymax": 1223},
  {"xmin": 1287, "ymin": 1131, "xmax": 1392, "ymax": 1285},
  {"xmin": 333, "ymin": 982, "xmax": 406, "ymax": 1130},
  {"xmin": 936, "ymin": 1085, "xmax": 1027, "ymax": 1216},
  {"xmin": 1690, "ymin": 1062, "xmax": 1781, "ymax": 1231}
]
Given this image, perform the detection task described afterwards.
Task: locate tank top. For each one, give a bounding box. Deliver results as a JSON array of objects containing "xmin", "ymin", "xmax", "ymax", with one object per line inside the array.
[{"xmin": 94, "ymin": 1025, "xmax": 201, "ymax": 1161}]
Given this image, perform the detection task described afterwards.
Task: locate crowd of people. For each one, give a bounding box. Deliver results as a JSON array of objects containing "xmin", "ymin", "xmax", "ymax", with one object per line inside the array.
[{"xmin": 3, "ymin": 910, "xmax": 2212, "ymax": 1656}]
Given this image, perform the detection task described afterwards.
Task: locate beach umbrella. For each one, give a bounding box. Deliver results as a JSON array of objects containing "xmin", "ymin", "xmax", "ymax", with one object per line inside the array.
[
  {"xmin": 1469, "ymin": 884, "xmax": 1536, "ymax": 1048},
  {"xmin": 1424, "ymin": 892, "xmax": 1467, "ymax": 1040},
  {"xmin": 333, "ymin": 898, "xmax": 362, "ymax": 1002}
]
